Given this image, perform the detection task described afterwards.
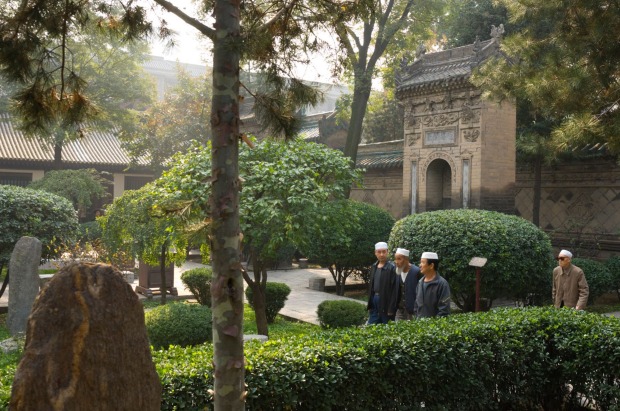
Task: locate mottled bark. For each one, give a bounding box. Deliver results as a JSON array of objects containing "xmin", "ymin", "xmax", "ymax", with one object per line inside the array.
[
  {"xmin": 210, "ymin": 1, "xmax": 245, "ymax": 409},
  {"xmin": 343, "ymin": 71, "xmax": 373, "ymax": 171},
  {"xmin": 159, "ymin": 241, "xmax": 167, "ymax": 305},
  {"xmin": 53, "ymin": 143, "xmax": 63, "ymax": 170}
]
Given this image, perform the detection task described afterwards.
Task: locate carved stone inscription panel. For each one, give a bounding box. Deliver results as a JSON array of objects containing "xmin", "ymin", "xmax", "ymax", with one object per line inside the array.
[{"xmin": 425, "ymin": 129, "xmax": 456, "ymax": 145}]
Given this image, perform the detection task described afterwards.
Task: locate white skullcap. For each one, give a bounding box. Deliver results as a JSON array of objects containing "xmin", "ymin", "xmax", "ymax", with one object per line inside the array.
[
  {"xmin": 395, "ymin": 248, "xmax": 410, "ymax": 257},
  {"xmin": 375, "ymin": 242, "xmax": 388, "ymax": 250},
  {"xmin": 421, "ymin": 251, "xmax": 438, "ymax": 260},
  {"xmin": 558, "ymin": 249, "xmax": 573, "ymax": 258}
]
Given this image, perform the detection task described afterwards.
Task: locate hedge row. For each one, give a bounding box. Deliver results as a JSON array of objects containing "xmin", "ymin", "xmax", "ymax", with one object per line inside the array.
[{"xmin": 152, "ymin": 307, "xmax": 620, "ymax": 410}]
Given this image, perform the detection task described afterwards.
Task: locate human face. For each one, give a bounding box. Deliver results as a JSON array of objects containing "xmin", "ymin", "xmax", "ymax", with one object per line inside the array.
[
  {"xmin": 419, "ymin": 258, "xmax": 433, "ymax": 276},
  {"xmin": 375, "ymin": 248, "xmax": 388, "ymax": 263},
  {"xmin": 394, "ymin": 253, "xmax": 408, "ymax": 269},
  {"xmin": 558, "ymin": 255, "xmax": 571, "ymax": 269}
]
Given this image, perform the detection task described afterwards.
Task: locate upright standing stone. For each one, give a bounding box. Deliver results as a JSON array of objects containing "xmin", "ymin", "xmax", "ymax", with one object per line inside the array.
[
  {"xmin": 7, "ymin": 236, "xmax": 42, "ymax": 336},
  {"xmin": 10, "ymin": 263, "xmax": 161, "ymax": 411}
]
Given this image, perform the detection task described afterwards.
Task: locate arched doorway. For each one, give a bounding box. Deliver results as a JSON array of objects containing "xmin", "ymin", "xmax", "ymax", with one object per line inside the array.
[{"xmin": 426, "ymin": 159, "xmax": 452, "ymax": 211}]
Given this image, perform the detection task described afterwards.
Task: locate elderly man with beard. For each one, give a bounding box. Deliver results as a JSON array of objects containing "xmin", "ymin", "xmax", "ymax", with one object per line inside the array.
[
  {"xmin": 366, "ymin": 242, "xmax": 400, "ymax": 324},
  {"xmin": 394, "ymin": 248, "xmax": 421, "ymax": 321}
]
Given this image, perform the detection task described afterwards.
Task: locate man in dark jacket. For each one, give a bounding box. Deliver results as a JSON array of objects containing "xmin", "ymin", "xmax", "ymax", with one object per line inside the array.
[
  {"xmin": 366, "ymin": 242, "xmax": 400, "ymax": 324},
  {"xmin": 414, "ymin": 251, "xmax": 451, "ymax": 318},
  {"xmin": 394, "ymin": 248, "xmax": 421, "ymax": 321}
]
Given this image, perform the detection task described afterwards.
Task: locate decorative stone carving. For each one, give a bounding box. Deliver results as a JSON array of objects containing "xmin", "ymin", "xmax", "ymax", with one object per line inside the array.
[
  {"xmin": 460, "ymin": 106, "xmax": 481, "ymax": 124},
  {"xmin": 491, "ymin": 24, "xmax": 505, "ymax": 41},
  {"xmin": 443, "ymin": 91, "xmax": 454, "ymax": 110},
  {"xmin": 415, "ymin": 43, "xmax": 427, "ymax": 59},
  {"xmin": 421, "ymin": 152, "xmax": 457, "ymax": 183},
  {"xmin": 407, "ymin": 133, "xmax": 421, "ymax": 146},
  {"xmin": 422, "ymin": 113, "xmax": 459, "ymax": 127},
  {"xmin": 463, "ymin": 129, "xmax": 481, "ymax": 142}
]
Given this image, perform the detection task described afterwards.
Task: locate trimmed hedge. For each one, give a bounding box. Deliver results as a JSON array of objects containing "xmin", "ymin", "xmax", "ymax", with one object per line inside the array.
[
  {"xmin": 180, "ymin": 267, "xmax": 213, "ymax": 307},
  {"xmin": 571, "ymin": 257, "xmax": 614, "ymax": 304},
  {"xmin": 151, "ymin": 307, "xmax": 620, "ymax": 410},
  {"xmin": 317, "ymin": 300, "xmax": 367, "ymax": 328},
  {"xmin": 389, "ymin": 209, "xmax": 553, "ymax": 311},
  {"xmin": 145, "ymin": 303, "xmax": 212, "ymax": 349},
  {"xmin": 245, "ymin": 282, "xmax": 291, "ymax": 323}
]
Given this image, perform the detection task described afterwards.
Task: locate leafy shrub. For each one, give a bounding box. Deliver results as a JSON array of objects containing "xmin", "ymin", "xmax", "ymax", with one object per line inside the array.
[
  {"xmin": 145, "ymin": 303, "xmax": 212, "ymax": 349},
  {"xmin": 571, "ymin": 258, "xmax": 614, "ymax": 304},
  {"xmin": 180, "ymin": 267, "xmax": 212, "ymax": 306},
  {"xmin": 28, "ymin": 168, "xmax": 109, "ymax": 218},
  {"xmin": 317, "ymin": 300, "xmax": 367, "ymax": 328},
  {"xmin": 0, "ymin": 185, "xmax": 79, "ymax": 267},
  {"xmin": 605, "ymin": 256, "xmax": 620, "ymax": 301},
  {"xmin": 389, "ymin": 209, "xmax": 553, "ymax": 311},
  {"xmin": 245, "ymin": 282, "xmax": 291, "ymax": 323},
  {"xmin": 303, "ymin": 200, "xmax": 395, "ymax": 294},
  {"xmin": 78, "ymin": 221, "xmax": 102, "ymax": 244},
  {"xmin": 151, "ymin": 308, "xmax": 620, "ymax": 410}
]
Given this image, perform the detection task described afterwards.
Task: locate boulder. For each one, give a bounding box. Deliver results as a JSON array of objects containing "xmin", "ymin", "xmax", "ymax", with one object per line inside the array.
[{"xmin": 10, "ymin": 263, "xmax": 161, "ymax": 411}]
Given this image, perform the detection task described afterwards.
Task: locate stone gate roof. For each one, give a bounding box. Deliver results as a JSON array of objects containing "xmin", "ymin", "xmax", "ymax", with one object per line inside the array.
[{"xmin": 396, "ymin": 34, "xmax": 503, "ymax": 96}]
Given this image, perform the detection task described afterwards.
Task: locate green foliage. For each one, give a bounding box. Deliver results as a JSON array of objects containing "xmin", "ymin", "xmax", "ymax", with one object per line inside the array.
[
  {"xmin": 571, "ymin": 258, "xmax": 614, "ymax": 305},
  {"xmin": 119, "ymin": 69, "xmax": 212, "ymax": 171},
  {"xmin": 99, "ymin": 184, "xmax": 187, "ymax": 268},
  {"xmin": 0, "ymin": 185, "xmax": 79, "ymax": 266},
  {"xmin": 145, "ymin": 302, "xmax": 213, "ymax": 350},
  {"xmin": 78, "ymin": 221, "xmax": 102, "ymax": 244},
  {"xmin": 242, "ymin": 304, "xmax": 316, "ymax": 338},
  {"xmin": 180, "ymin": 267, "xmax": 213, "ymax": 307},
  {"xmin": 28, "ymin": 169, "xmax": 109, "ymax": 217},
  {"xmin": 389, "ymin": 209, "xmax": 553, "ymax": 311},
  {"xmin": 473, "ymin": 0, "xmax": 620, "ymax": 153},
  {"xmin": 245, "ymin": 282, "xmax": 291, "ymax": 324},
  {"xmin": 152, "ymin": 307, "xmax": 620, "ymax": 410},
  {"xmin": 317, "ymin": 300, "xmax": 367, "ymax": 329},
  {"xmin": 606, "ymin": 256, "xmax": 620, "ymax": 301},
  {"xmin": 303, "ymin": 200, "xmax": 394, "ymax": 292}
]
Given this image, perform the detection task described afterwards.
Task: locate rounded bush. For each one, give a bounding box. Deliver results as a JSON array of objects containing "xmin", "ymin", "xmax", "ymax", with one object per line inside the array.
[
  {"xmin": 317, "ymin": 300, "xmax": 367, "ymax": 328},
  {"xmin": 145, "ymin": 303, "xmax": 212, "ymax": 349},
  {"xmin": 78, "ymin": 221, "xmax": 102, "ymax": 244},
  {"xmin": 245, "ymin": 282, "xmax": 291, "ymax": 323},
  {"xmin": 303, "ymin": 200, "xmax": 395, "ymax": 288},
  {"xmin": 389, "ymin": 209, "xmax": 553, "ymax": 311},
  {"xmin": 571, "ymin": 258, "xmax": 614, "ymax": 304},
  {"xmin": 0, "ymin": 185, "xmax": 78, "ymax": 266},
  {"xmin": 180, "ymin": 267, "xmax": 213, "ymax": 307}
]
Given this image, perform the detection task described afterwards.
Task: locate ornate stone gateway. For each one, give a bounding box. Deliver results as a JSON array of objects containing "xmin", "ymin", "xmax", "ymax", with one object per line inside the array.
[{"xmin": 395, "ymin": 29, "xmax": 516, "ymax": 214}]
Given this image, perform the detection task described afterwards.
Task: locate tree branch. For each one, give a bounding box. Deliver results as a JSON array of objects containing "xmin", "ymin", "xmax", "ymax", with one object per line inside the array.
[{"xmin": 151, "ymin": 0, "xmax": 215, "ymax": 40}]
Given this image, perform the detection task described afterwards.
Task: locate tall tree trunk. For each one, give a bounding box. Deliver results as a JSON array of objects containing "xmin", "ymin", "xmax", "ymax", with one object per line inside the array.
[
  {"xmin": 343, "ymin": 70, "xmax": 372, "ymax": 197},
  {"xmin": 159, "ymin": 241, "xmax": 167, "ymax": 305},
  {"xmin": 210, "ymin": 1, "xmax": 245, "ymax": 409},
  {"xmin": 532, "ymin": 156, "xmax": 542, "ymax": 227},
  {"xmin": 53, "ymin": 143, "xmax": 63, "ymax": 170},
  {"xmin": 243, "ymin": 254, "xmax": 269, "ymax": 336}
]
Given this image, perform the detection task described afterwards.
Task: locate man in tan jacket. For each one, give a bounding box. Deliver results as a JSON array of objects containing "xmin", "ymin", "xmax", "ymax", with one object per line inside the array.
[{"xmin": 552, "ymin": 249, "xmax": 589, "ymax": 310}]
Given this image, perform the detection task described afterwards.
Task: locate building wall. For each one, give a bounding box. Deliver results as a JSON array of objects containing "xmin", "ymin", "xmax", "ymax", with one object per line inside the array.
[
  {"xmin": 515, "ymin": 158, "xmax": 620, "ymax": 259},
  {"xmin": 351, "ymin": 167, "xmax": 403, "ymax": 218}
]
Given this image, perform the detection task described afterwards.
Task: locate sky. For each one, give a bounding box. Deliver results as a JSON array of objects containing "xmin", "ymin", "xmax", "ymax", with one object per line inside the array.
[{"xmin": 148, "ymin": 1, "xmax": 340, "ymax": 84}]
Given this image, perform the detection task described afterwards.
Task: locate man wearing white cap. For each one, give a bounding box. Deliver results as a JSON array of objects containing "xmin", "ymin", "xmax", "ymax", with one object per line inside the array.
[
  {"xmin": 366, "ymin": 241, "xmax": 400, "ymax": 324},
  {"xmin": 394, "ymin": 248, "xmax": 421, "ymax": 321},
  {"xmin": 552, "ymin": 249, "xmax": 589, "ymax": 310},
  {"xmin": 414, "ymin": 251, "xmax": 451, "ymax": 318}
]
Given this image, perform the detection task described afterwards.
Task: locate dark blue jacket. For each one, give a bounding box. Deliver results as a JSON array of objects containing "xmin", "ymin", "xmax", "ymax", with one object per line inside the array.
[
  {"xmin": 400, "ymin": 265, "xmax": 421, "ymax": 315},
  {"xmin": 366, "ymin": 260, "xmax": 399, "ymax": 316}
]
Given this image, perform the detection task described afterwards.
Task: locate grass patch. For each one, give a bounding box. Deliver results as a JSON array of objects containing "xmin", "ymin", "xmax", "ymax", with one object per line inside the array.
[
  {"xmin": 0, "ymin": 314, "xmax": 10, "ymax": 341},
  {"xmin": 243, "ymin": 304, "xmax": 316, "ymax": 338},
  {"xmin": 38, "ymin": 269, "xmax": 58, "ymax": 274}
]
